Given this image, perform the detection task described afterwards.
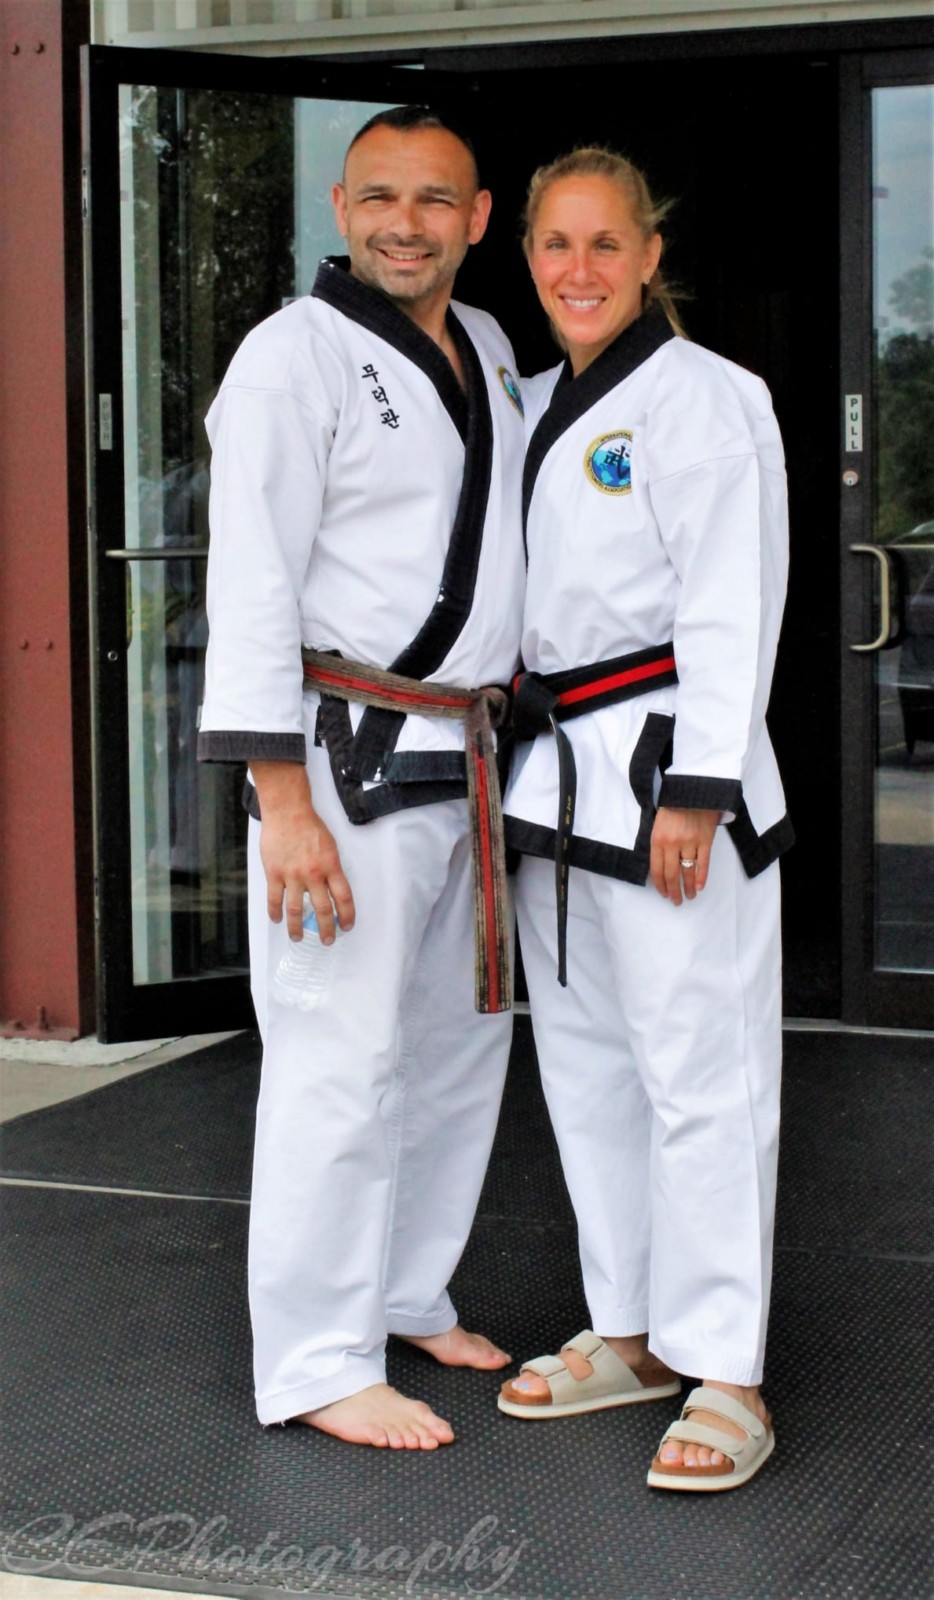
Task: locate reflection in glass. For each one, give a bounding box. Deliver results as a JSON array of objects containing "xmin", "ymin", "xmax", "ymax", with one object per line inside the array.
[
  {"xmin": 871, "ymin": 84, "xmax": 934, "ymax": 973},
  {"xmin": 118, "ymin": 87, "xmax": 390, "ymax": 986}
]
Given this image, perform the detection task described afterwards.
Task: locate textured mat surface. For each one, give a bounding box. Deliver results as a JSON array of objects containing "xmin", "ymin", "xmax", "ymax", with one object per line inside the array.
[
  {"xmin": 0, "ymin": 1030, "xmax": 262, "ymax": 1200},
  {"xmin": 1, "ymin": 1023, "xmax": 932, "ymax": 1600},
  {"xmin": 2, "ymin": 1022, "xmax": 932, "ymax": 1249},
  {"xmin": 0, "ymin": 1184, "xmax": 930, "ymax": 1600}
]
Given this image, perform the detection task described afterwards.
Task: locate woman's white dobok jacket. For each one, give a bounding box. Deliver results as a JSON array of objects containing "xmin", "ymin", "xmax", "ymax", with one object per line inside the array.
[
  {"xmin": 503, "ymin": 307, "xmax": 793, "ymax": 882},
  {"xmin": 197, "ymin": 258, "xmax": 526, "ymax": 821}
]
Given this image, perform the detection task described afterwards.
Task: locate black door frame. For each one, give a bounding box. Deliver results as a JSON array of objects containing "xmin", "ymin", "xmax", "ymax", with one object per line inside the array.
[
  {"xmin": 83, "ymin": 19, "xmax": 934, "ymax": 1041},
  {"xmin": 839, "ymin": 45, "xmax": 934, "ymax": 1029},
  {"xmin": 82, "ymin": 46, "xmax": 480, "ymax": 1041}
]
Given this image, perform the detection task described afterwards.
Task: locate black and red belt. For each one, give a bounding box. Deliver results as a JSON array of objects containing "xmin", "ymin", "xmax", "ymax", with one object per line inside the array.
[
  {"xmin": 511, "ymin": 643, "xmax": 678, "ymax": 986},
  {"xmin": 302, "ymin": 648, "xmax": 511, "ymax": 1015}
]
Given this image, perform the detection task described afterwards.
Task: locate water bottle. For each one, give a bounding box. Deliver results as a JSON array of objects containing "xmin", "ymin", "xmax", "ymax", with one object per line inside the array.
[{"xmin": 271, "ymin": 893, "xmax": 341, "ymax": 1012}]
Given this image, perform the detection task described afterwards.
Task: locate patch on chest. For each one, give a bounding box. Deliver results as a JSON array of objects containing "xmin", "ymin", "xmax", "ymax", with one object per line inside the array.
[
  {"xmin": 498, "ymin": 365, "xmax": 524, "ymax": 416},
  {"xmin": 584, "ymin": 430, "xmax": 633, "ymax": 494}
]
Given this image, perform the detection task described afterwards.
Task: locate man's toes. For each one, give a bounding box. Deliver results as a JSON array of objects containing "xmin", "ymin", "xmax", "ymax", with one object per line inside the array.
[
  {"xmin": 412, "ymin": 1425, "xmax": 441, "ymax": 1449},
  {"xmin": 473, "ymin": 1336, "xmax": 511, "ymax": 1367}
]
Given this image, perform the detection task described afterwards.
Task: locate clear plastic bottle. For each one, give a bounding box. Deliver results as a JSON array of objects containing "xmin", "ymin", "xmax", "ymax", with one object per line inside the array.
[{"xmin": 271, "ymin": 893, "xmax": 341, "ymax": 1012}]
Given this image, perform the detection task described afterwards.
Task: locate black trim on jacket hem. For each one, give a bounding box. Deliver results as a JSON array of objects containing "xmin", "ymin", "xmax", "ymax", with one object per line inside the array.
[
  {"xmin": 504, "ymin": 816, "xmax": 650, "ymax": 886},
  {"xmin": 198, "ymin": 729, "xmax": 306, "ymax": 764},
  {"xmin": 727, "ymin": 806, "xmax": 795, "ymax": 877},
  {"xmin": 243, "ymin": 773, "xmax": 468, "ymax": 826},
  {"xmin": 316, "ymin": 695, "xmax": 470, "ymax": 825},
  {"xmin": 522, "ymin": 306, "xmax": 676, "ymax": 542},
  {"xmin": 657, "ymin": 773, "xmax": 743, "ymax": 813},
  {"xmin": 503, "ymin": 712, "xmax": 674, "ymax": 887}
]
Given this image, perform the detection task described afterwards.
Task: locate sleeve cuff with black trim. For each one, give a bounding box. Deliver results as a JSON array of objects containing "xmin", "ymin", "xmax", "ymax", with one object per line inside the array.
[
  {"xmin": 197, "ymin": 730, "xmax": 307, "ymax": 764},
  {"xmin": 657, "ymin": 774, "xmax": 743, "ymax": 813}
]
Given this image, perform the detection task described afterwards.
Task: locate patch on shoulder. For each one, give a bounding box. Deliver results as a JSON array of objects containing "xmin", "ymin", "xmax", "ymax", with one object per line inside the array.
[
  {"xmin": 497, "ymin": 366, "xmax": 524, "ymax": 416},
  {"xmin": 584, "ymin": 430, "xmax": 633, "ymax": 494}
]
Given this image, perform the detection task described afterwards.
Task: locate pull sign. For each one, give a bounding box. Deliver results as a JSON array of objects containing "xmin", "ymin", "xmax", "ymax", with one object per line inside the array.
[
  {"xmin": 99, "ymin": 394, "xmax": 113, "ymax": 451},
  {"xmin": 845, "ymin": 393, "xmax": 863, "ymax": 453}
]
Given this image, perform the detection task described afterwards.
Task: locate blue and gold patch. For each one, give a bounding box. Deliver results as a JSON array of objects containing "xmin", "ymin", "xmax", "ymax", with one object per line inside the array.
[
  {"xmin": 498, "ymin": 366, "xmax": 524, "ymax": 416},
  {"xmin": 585, "ymin": 431, "xmax": 633, "ymax": 494}
]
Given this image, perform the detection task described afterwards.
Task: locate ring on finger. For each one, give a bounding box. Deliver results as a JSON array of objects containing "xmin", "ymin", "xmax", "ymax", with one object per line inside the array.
[{"xmin": 679, "ymin": 856, "xmax": 696, "ymax": 870}]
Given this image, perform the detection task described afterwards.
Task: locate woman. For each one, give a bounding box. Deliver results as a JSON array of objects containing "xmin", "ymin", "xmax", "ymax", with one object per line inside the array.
[{"xmin": 499, "ymin": 149, "xmax": 793, "ymax": 1491}]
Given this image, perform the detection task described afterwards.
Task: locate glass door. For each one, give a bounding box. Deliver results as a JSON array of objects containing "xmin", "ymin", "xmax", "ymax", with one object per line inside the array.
[
  {"xmin": 840, "ymin": 51, "xmax": 934, "ymax": 1027},
  {"xmin": 84, "ymin": 47, "xmax": 474, "ymax": 1041}
]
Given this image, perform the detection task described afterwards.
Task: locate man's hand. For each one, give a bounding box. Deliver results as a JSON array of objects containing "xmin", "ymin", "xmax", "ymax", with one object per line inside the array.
[
  {"xmin": 251, "ymin": 761, "xmax": 355, "ymax": 944},
  {"xmin": 649, "ymin": 806, "xmax": 721, "ymax": 906}
]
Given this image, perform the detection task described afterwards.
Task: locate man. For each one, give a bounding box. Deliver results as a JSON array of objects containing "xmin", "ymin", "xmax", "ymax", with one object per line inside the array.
[{"xmin": 197, "ymin": 107, "xmax": 526, "ymax": 1449}]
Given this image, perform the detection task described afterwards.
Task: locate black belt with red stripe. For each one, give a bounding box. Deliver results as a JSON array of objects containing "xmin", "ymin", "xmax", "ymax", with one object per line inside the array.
[
  {"xmin": 302, "ymin": 648, "xmax": 511, "ymax": 1015},
  {"xmin": 511, "ymin": 643, "xmax": 678, "ymax": 986}
]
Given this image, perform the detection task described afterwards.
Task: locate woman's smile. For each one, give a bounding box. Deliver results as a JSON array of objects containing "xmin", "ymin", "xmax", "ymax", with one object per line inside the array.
[{"xmin": 528, "ymin": 174, "xmax": 662, "ymax": 373}]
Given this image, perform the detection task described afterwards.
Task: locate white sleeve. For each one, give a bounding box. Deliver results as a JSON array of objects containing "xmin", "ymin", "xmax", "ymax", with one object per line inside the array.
[
  {"xmin": 198, "ymin": 381, "xmax": 332, "ymax": 763},
  {"xmin": 647, "ymin": 374, "xmax": 788, "ymax": 815}
]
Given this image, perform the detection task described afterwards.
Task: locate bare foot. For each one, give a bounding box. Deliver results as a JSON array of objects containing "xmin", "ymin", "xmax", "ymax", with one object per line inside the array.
[
  {"xmin": 657, "ymin": 1382, "xmax": 771, "ymax": 1469},
  {"xmin": 397, "ymin": 1324, "xmax": 511, "ymax": 1370},
  {"xmin": 296, "ymin": 1382, "xmax": 454, "ymax": 1449},
  {"xmin": 506, "ymin": 1332, "xmax": 672, "ymax": 1400}
]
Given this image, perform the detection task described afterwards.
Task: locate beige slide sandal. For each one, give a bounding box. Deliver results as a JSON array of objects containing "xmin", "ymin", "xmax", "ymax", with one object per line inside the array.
[
  {"xmin": 647, "ymin": 1386, "xmax": 775, "ymax": 1491},
  {"xmin": 498, "ymin": 1330, "xmax": 681, "ymax": 1419}
]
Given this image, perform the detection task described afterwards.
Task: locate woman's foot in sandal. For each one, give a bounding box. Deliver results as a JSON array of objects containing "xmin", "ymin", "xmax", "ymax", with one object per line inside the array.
[
  {"xmin": 498, "ymin": 1330, "xmax": 680, "ymax": 1418},
  {"xmin": 648, "ymin": 1383, "xmax": 774, "ymax": 1491}
]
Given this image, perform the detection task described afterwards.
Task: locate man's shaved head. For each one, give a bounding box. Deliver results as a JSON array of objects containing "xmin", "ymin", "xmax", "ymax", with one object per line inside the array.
[{"xmin": 345, "ymin": 105, "xmax": 480, "ymax": 191}]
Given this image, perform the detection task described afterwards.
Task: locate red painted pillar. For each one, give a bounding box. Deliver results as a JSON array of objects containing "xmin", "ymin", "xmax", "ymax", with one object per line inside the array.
[{"xmin": 0, "ymin": 0, "xmax": 93, "ymax": 1039}]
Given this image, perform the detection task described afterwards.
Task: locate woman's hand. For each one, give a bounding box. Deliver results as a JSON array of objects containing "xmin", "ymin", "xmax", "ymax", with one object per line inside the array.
[{"xmin": 649, "ymin": 806, "xmax": 721, "ymax": 905}]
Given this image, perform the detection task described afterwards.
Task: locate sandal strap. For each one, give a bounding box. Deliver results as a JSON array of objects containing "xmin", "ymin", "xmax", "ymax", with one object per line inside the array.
[
  {"xmin": 682, "ymin": 1386, "xmax": 767, "ymax": 1439},
  {"xmin": 518, "ymin": 1330, "xmax": 643, "ymax": 1402},
  {"xmin": 520, "ymin": 1353, "xmax": 571, "ymax": 1380},
  {"xmin": 562, "ymin": 1330, "xmax": 603, "ymax": 1361},
  {"xmin": 564, "ymin": 1331, "xmax": 643, "ymax": 1393},
  {"xmin": 659, "ymin": 1419, "xmax": 743, "ymax": 1459}
]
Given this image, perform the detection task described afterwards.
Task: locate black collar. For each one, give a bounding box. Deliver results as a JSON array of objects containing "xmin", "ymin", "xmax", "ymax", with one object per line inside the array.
[
  {"xmin": 522, "ymin": 307, "xmax": 677, "ymax": 536},
  {"xmin": 312, "ymin": 256, "xmax": 468, "ymax": 441},
  {"xmin": 313, "ymin": 264, "xmax": 496, "ymax": 779}
]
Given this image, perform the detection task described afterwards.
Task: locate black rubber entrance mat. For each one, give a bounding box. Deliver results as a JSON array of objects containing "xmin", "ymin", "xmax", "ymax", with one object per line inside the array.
[
  {"xmin": 1, "ymin": 1023, "xmax": 932, "ymax": 1600},
  {"xmin": 2, "ymin": 1022, "xmax": 932, "ymax": 1250}
]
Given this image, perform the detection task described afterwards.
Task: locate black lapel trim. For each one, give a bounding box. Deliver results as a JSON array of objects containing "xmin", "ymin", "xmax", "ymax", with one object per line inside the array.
[
  {"xmin": 348, "ymin": 313, "xmax": 496, "ymax": 781},
  {"xmin": 312, "ymin": 257, "xmax": 468, "ymax": 440},
  {"xmin": 390, "ymin": 314, "xmax": 492, "ymax": 678},
  {"xmin": 522, "ymin": 306, "xmax": 676, "ymax": 538}
]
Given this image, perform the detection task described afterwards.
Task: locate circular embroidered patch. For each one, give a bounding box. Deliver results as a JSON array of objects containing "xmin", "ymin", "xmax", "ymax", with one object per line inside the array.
[
  {"xmin": 585, "ymin": 431, "xmax": 633, "ymax": 493},
  {"xmin": 498, "ymin": 366, "xmax": 524, "ymax": 416}
]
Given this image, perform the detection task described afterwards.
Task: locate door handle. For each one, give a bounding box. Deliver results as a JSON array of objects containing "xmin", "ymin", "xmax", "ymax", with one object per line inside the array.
[
  {"xmin": 105, "ymin": 547, "xmax": 208, "ymax": 560},
  {"xmin": 849, "ymin": 544, "xmax": 895, "ymax": 652}
]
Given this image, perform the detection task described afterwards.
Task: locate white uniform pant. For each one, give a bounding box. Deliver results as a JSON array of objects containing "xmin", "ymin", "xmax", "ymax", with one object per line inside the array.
[
  {"xmin": 247, "ymin": 744, "xmax": 513, "ymax": 1424},
  {"xmin": 516, "ymin": 829, "xmax": 781, "ymax": 1386}
]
